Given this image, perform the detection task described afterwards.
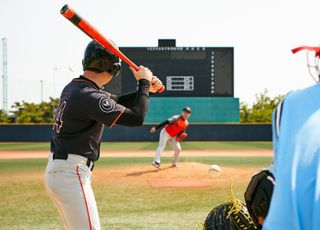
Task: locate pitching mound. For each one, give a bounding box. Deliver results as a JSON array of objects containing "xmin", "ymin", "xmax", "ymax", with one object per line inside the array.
[
  {"xmin": 94, "ymin": 162, "xmax": 257, "ymax": 188},
  {"xmin": 149, "ymin": 179, "xmax": 211, "ymax": 188}
]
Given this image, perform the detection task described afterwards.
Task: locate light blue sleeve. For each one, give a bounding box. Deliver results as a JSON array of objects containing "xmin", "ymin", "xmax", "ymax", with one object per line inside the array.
[
  {"xmin": 269, "ymin": 99, "xmax": 284, "ymax": 176},
  {"xmin": 268, "ymin": 109, "xmax": 277, "ymax": 175}
]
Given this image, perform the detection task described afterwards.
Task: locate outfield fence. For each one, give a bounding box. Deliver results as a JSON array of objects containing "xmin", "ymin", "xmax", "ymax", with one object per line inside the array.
[{"xmin": 0, "ymin": 123, "xmax": 271, "ymax": 142}]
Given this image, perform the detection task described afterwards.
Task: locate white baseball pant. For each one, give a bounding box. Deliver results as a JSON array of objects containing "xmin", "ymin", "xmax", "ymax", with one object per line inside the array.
[
  {"xmin": 153, "ymin": 128, "xmax": 181, "ymax": 165},
  {"xmin": 44, "ymin": 153, "xmax": 100, "ymax": 230}
]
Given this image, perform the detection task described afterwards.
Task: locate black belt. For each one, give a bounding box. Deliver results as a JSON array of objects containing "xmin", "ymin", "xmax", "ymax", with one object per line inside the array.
[{"xmin": 53, "ymin": 153, "xmax": 94, "ymax": 171}]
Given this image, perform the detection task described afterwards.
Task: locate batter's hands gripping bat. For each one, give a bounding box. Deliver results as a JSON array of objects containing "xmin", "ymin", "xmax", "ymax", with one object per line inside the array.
[{"xmin": 60, "ymin": 4, "xmax": 165, "ymax": 93}]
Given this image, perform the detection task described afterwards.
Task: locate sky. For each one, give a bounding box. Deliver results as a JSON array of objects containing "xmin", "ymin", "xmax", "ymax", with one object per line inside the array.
[{"xmin": 0, "ymin": 0, "xmax": 320, "ymax": 111}]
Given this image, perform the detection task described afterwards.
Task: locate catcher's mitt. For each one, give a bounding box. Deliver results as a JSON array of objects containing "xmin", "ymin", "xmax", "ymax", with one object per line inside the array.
[
  {"xmin": 244, "ymin": 170, "xmax": 275, "ymax": 229},
  {"xmin": 203, "ymin": 198, "xmax": 257, "ymax": 230},
  {"xmin": 176, "ymin": 132, "xmax": 187, "ymax": 142}
]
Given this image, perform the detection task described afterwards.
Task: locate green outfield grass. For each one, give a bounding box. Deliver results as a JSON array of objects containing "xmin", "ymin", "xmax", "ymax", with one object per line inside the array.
[
  {"xmin": 0, "ymin": 141, "xmax": 272, "ymax": 151},
  {"xmin": 0, "ymin": 155, "xmax": 272, "ymax": 229}
]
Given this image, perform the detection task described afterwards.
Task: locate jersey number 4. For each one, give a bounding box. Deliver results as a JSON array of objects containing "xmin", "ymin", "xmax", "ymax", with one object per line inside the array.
[{"xmin": 53, "ymin": 101, "xmax": 66, "ymax": 133}]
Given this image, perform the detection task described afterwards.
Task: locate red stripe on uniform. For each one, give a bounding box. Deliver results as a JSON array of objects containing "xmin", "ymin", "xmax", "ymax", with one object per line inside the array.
[
  {"xmin": 76, "ymin": 166, "xmax": 92, "ymax": 230},
  {"xmin": 109, "ymin": 107, "xmax": 125, "ymax": 128}
]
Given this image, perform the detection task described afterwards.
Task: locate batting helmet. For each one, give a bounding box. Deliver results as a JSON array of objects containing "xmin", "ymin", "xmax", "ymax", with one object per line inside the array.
[{"xmin": 82, "ymin": 40, "xmax": 121, "ymax": 76}]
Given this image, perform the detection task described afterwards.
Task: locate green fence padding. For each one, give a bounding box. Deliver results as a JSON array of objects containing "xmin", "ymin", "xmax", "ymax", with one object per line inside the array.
[{"xmin": 145, "ymin": 97, "xmax": 239, "ymax": 123}]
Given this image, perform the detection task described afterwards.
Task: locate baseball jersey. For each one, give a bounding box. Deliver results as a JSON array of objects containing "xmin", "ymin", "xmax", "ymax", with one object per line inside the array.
[
  {"xmin": 165, "ymin": 115, "xmax": 188, "ymax": 137},
  {"xmin": 51, "ymin": 76, "xmax": 149, "ymax": 161},
  {"xmin": 263, "ymin": 83, "xmax": 320, "ymax": 230}
]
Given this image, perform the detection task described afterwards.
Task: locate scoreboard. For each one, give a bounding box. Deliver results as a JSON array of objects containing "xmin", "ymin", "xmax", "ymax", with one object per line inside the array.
[{"xmin": 104, "ymin": 44, "xmax": 234, "ymax": 97}]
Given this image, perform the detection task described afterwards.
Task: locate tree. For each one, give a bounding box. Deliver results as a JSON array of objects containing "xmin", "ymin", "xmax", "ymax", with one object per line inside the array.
[
  {"xmin": 0, "ymin": 109, "xmax": 8, "ymax": 123},
  {"xmin": 240, "ymin": 89, "xmax": 285, "ymax": 123},
  {"xmin": 11, "ymin": 97, "xmax": 59, "ymax": 123}
]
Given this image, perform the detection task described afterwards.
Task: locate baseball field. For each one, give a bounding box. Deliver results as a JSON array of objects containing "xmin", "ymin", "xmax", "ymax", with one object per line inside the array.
[{"xmin": 0, "ymin": 141, "xmax": 272, "ymax": 230}]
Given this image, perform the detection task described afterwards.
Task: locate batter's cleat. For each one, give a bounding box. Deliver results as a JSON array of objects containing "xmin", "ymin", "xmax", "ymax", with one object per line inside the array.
[{"xmin": 152, "ymin": 161, "xmax": 160, "ymax": 168}]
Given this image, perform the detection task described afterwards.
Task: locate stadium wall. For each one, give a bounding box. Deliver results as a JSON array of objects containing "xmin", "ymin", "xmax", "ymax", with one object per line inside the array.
[
  {"xmin": 145, "ymin": 97, "xmax": 240, "ymax": 123},
  {"xmin": 0, "ymin": 123, "xmax": 271, "ymax": 142}
]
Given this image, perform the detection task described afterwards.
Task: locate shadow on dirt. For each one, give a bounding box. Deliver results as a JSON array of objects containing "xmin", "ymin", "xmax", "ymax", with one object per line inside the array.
[{"xmin": 126, "ymin": 166, "xmax": 173, "ymax": 177}]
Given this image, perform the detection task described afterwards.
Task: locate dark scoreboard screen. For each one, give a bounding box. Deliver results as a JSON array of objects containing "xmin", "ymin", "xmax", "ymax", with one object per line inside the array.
[{"xmin": 104, "ymin": 46, "xmax": 234, "ymax": 97}]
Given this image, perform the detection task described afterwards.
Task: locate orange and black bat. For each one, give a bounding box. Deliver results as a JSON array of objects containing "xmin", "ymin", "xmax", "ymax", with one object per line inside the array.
[{"xmin": 60, "ymin": 4, "xmax": 165, "ymax": 93}]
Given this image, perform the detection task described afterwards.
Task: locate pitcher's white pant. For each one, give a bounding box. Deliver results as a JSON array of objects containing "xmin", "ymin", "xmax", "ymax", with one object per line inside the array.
[
  {"xmin": 44, "ymin": 153, "xmax": 100, "ymax": 230},
  {"xmin": 153, "ymin": 128, "xmax": 181, "ymax": 165}
]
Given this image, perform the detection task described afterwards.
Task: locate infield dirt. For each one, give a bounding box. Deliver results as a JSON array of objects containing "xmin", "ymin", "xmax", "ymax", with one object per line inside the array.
[
  {"xmin": 93, "ymin": 162, "xmax": 259, "ymax": 188},
  {"xmin": 0, "ymin": 149, "xmax": 270, "ymax": 188}
]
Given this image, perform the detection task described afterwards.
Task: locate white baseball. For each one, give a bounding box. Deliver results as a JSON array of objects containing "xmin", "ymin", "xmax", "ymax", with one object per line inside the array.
[{"xmin": 208, "ymin": 164, "xmax": 221, "ymax": 175}]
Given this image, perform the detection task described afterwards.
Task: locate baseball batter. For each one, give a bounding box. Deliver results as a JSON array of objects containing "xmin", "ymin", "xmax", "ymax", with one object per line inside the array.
[
  {"xmin": 150, "ymin": 107, "xmax": 191, "ymax": 168},
  {"xmin": 263, "ymin": 48, "xmax": 320, "ymax": 229},
  {"xmin": 44, "ymin": 40, "xmax": 162, "ymax": 230}
]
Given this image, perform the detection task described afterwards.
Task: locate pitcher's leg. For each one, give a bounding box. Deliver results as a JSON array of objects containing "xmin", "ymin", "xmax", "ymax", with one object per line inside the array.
[
  {"xmin": 153, "ymin": 128, "xmax": 170, "ymax": 163},
  {"xmin": 169, "ymin": 139, "xmax": 182, "ymax": 166}
]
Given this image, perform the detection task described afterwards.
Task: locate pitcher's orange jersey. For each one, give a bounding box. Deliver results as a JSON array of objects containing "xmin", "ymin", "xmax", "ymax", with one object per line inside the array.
[{"xmin": 165, "ymin": 117, "xmax": 188, "ymax": 137}]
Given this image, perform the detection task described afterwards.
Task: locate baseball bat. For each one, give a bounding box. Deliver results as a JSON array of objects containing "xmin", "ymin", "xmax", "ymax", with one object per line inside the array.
[{"xmin": 60, "ymin": 4, "xmax": 165, "ymax": 93}]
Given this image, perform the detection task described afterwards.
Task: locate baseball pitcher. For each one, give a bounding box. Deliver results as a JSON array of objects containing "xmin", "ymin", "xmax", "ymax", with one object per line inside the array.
[
  {"xmin": 150, "ymin": 107, "xmax": 191, "ymax": 168},
  {"xmin": 44, "ymin": 40, "xmax": 163, "ymax": 230}
]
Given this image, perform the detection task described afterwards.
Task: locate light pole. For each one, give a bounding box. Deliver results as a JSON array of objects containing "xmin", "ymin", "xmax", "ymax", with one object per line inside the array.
[{"xmin": 2, "ymin": 38, "xmax": 8, "ymax": 113}]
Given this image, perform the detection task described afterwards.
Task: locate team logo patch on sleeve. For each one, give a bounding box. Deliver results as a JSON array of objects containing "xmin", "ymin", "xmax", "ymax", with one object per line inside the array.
[{"xmin": 99, "ymin": 97, "xmax": 116, "ymax": 113}]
